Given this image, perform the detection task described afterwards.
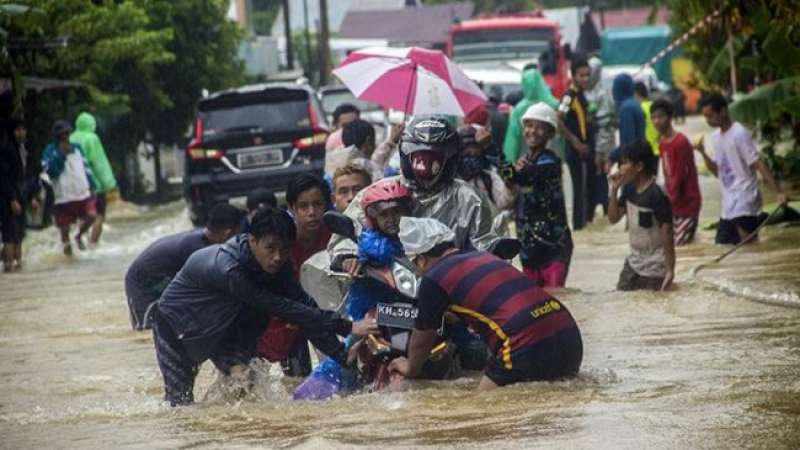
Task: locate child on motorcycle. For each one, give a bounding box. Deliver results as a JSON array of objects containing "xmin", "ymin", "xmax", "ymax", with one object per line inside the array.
[{"xmin": 293, "ymin": 179, "xmax": 412, "ymax": 400}]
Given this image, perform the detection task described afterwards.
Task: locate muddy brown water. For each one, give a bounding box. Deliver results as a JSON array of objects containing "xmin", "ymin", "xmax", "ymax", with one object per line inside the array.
[{"xmin": 2, "ymin": 119, "xmax": 799, "ymax": 449}]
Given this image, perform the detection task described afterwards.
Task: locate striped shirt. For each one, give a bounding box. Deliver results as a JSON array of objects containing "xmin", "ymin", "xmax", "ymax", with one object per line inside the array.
[{"xmin": 415, "ymin": 251, "xmax": 578, "ymax": 369}]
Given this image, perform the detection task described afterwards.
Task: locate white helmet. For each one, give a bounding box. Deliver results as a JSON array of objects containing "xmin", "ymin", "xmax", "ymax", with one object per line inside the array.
[
  {"xmin": 398, "ymin": 217, "xmax": 455, "ymax": 260},
  {"xmin": 521, "ymin": 102, "xmax": 558, "ymax": 129}
]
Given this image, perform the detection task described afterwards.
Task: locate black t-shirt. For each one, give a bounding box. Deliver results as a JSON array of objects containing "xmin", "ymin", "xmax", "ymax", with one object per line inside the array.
[
  {"xmin": 125, "ymin": 229, "xmax": 210, "ymax": 299},
  {"xmin": 558, "ymin": 87, "xmax": 594, "ymax": 153}
]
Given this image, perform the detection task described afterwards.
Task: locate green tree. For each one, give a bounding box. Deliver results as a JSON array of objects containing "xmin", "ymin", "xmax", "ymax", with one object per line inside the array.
[
  {"xmin": 670, "ymin": 0, "xmax": 800, "ymax": 180},
  {"xmin": 3, "ymin": 0, "xmax": 244, "ymax": 197}
]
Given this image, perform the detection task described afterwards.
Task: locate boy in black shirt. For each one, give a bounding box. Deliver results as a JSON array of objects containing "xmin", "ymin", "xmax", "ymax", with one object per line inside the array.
[
  {"xmin": 557, "ymin": 56, "xmax": 596, "ymax": 230},
  {"xmin": 608, "ymin": 140, "xmax": 675, "ymax": 291},
  {"xmin": 507, "ymin": 102, "xmax": 573, "ymax": 287}
]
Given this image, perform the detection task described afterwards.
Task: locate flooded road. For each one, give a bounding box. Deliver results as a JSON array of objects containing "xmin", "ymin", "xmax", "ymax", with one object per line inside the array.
[{"xmin": 1, "ymin": 117, "xmax": 799, "ymax": 449}]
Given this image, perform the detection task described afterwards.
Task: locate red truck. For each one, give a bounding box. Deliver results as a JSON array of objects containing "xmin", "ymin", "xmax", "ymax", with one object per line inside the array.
[{"xmin": 447, "ymin": 12, "xmax": 571, "ymax": 99}]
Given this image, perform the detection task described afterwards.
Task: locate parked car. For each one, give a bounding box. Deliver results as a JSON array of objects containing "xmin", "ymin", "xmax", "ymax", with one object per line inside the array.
[{"xmin": 184, "ymin": 83, "xmax": 328, "ymax": 225}]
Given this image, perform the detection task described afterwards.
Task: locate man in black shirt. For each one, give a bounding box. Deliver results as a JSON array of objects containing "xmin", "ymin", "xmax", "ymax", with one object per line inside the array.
[
  {"xmin": 557, "ymin": 56, "xmax": 596, "ymax": 230},
  {"xmin": 152, "ymin": 207, "xmax": 376, "ymax": 406},
  {"xmin": 125, "ymin": 203, "xmax": 242, "ymax": 330}
]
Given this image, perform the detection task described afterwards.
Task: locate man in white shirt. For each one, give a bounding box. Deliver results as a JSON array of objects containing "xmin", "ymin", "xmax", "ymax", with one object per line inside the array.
[{"xmin": 695, "ymin": 93, "xmax": 787, "ymax": 244}]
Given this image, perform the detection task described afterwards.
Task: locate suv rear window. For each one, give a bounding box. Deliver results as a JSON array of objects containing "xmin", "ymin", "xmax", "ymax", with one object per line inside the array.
[{"xmin": 199, "ymin": 89, "xmax": 311, "ymax": 136}]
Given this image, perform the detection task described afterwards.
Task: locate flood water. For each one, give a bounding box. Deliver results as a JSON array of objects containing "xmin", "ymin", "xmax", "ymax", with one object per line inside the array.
[{"xmin": 1, "ymin": 117, "xmax": 799, "ymax": 449}]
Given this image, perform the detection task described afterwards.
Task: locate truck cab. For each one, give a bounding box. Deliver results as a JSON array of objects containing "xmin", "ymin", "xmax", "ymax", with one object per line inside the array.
[{"xmin": 447, "ymin": 12, "xmax": 570, "ymax": 99}]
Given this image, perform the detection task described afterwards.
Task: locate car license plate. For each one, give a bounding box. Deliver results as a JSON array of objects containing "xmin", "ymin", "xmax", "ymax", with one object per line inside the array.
[
  {"xmin": 376, "ymin": 302, "xmax": 418, "ymax": 330},
  {"xmin": 237, "ymin": 148, "xmax": 283, "ymax": 168}
]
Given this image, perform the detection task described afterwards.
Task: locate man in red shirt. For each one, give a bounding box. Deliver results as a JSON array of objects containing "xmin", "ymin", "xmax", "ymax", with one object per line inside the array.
[
  {"xmin": 650, "ymin": 99, "xmax": 702, "ymax": 245},
  {"xmin": 257, "ymin": 174, "xmax": 332, "ymax": 376}
]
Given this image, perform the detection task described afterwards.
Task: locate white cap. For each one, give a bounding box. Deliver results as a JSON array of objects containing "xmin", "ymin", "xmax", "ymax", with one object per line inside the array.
[
  {"xmin": 398, "ymin": 217, "xmax": 455, "ymax": 259},
  {"xmin": 521, "ymin": 102, "xmax": 558, "ymax": 129}
]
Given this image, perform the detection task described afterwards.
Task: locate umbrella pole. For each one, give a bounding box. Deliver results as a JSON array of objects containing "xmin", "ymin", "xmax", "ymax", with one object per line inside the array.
[{"xmin": 402, "ymin": 62, "xmax": 416, "ymax": 123}]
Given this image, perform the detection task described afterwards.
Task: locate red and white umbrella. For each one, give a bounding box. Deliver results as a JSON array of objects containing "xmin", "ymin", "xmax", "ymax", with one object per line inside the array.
[{"xmin": 332, "ymin": 46, "xmax": 487, "ymax": 117}]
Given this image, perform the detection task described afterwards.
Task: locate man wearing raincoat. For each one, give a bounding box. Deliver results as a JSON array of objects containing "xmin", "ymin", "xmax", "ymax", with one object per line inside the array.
[
  {"xmin": 328, "ymin": 115, "xmax": 504, "ymax": 261},
  {"xmin": 503, "ymin": 68, "xmax": 559, "ymax": 163},
  {"xmin": 70, "ymin": 112, "xmax": 117, "ymax": 245}
]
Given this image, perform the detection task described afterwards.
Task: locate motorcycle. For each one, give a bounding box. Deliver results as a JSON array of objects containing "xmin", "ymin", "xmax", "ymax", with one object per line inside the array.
[{"xmin": 321, "ymin": 211, "xmax": 521, "ymax": 392}]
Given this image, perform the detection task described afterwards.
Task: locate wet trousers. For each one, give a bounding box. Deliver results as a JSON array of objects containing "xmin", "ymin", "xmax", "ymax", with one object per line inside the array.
[
  {"xmin": 565, "ymin": 148, "xmax": 597, "ymax": 230},
  {"xmin": 152, "ymin": 310, "xmax": 249, "ymax": 406}
]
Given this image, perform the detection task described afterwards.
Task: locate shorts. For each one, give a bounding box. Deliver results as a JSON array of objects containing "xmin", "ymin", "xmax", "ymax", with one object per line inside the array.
[
  {"xmin": 673, "ymin": 216, "xmax": 698, "ymax": 246},
  {"xmin": 616, "ymin": 260, "xmax": 664, "ymax": 291},
  {"xmin": 715, "ymin": 215, "xmax": 763, "ymax": 245},
  {"xmin": 94, "ymin": 192, "xmax": 107, "ymax": 216},
  {"xmin": 523, "ymin": 260, "xmax": 569, "ymax": 288},
  {"xmin": 1, "ymin": 200, "xmax": 26, "ymax": 243},
  {"xmin": 485, "ymin": 327, "xmax": 583, "ymax": 387},
  {"xmin": 54, "ymin": 197, "xmax": 96, "ymax": 228}
]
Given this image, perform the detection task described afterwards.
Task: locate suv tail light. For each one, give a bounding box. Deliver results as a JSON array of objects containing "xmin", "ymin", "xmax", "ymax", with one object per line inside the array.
[
  {"xmin": 293, "ymin": 129, "xmax": 328, "ymax": 151},
  {"xmin": 187, "ymin": 118, "xmax": 224, "ymax": 160},
  {"xmin": 187, "ymin": 146, "xmax": 224, "ymax": 160}
]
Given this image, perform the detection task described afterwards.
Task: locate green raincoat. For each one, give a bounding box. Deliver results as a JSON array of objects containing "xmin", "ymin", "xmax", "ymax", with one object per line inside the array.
[
  {"xmin": 70, "ymin": 112, "xmax": 117, "ymax": 193},
  {"xmin": 502, "ymin": 69, "xmax": 559, "ymax": 163}
]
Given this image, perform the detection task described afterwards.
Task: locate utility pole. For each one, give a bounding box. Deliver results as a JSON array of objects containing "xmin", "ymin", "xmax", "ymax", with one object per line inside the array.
[
  {"xmin": 282, "ymin": 0, "xmax": 294, "ymax": 70},
  {"xmin": 318, "ymin": 0, "xmax": 331, "ymax": 86},
  {"xmin": 302, "ymin": 0, "xmax": 313, "ymax": 80}
]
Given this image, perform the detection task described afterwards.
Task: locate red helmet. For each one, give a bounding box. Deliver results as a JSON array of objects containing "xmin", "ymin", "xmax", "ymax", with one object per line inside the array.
[{"xmin": 362, "ymin": 179, "xmax": 411, "ymax": 227}]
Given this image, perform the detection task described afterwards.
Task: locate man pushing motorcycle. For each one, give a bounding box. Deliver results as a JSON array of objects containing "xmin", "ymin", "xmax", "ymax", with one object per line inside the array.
[{"xmin": 389, "ymin": 217, "xmax": 583, "ymax": 390}]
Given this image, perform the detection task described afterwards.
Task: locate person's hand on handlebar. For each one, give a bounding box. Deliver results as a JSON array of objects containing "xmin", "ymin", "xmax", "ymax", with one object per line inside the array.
[
  {"xmin": 350, "ymin": 317, "xmax": 378, "ymax": 337},
  {"xmin": 341, "ymin": 257, "xmax": 363, "ymax": 276}
]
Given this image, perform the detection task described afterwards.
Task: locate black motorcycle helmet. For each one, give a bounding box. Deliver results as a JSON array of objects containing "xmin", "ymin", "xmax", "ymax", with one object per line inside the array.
[{"xmin": 399, "ymin": 115, "xmax": 461, "ymax": 192}]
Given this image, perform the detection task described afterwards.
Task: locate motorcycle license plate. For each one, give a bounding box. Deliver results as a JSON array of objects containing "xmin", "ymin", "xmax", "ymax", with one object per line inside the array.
[{"xmin": 376, "ymin": 302, "xmax": 418, "ymax": 330}]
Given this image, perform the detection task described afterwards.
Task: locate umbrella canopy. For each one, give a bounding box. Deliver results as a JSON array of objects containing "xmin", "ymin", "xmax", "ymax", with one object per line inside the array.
[{"xmin": 332, "ymin": 46, "xmax": 487, "ymax": 117}]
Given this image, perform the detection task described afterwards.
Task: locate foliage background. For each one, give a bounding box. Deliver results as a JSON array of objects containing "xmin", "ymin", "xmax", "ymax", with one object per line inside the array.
[{"xmin": 1, "ymin": 0, "xmax": 244, "ymax": 198}]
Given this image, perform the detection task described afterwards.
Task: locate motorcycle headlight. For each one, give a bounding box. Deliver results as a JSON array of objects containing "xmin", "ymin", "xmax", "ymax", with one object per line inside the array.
[{"xmin": 392, "ymin": 262, "xmax": 419, "ymax": 298}]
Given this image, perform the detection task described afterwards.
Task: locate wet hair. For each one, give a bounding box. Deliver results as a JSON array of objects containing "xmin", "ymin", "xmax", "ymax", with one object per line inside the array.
[
  {"xmin": 619, "ymin": 139, "xmax": 658, "ymax": 177},
  {"xmin": 570, "ymin": 55, "xmax": 589, "ymax": 76},
  {"xmin": 505, "ymin": 90, "xmax": 524, "ymax": 106},
  {"xmin": 650, "ymin": 98, "xmax": 674, "ymax": 117},
  {"xmin": 207, "ymin": 203, "xmax": 244, "ymax": 232},
  {"xmin": 332, "ymin": 103, "xmax": 360, "ymax": 125},
  {"xmin": 342, "ymin": 119, "xmax": 375, "ymax": 148},
  {"xmin": 332, "ymin": 163, "xmax": 372, "ymax": 189},
  {"xmin": 421, "ymin": 241, "xmax": 456, "ymax": 258},
  {"xmin": 246, "ymin": 187, "xmax": 277, "ymax": 212},
  {"xmin": 633, "ymin": 81, "xmax": 649, "ymax": 99},
  {"xmin": 285, "ymin": 173, "xmax": 330, "ymax": 207},
  {"xmin": 700, "ymin": 92, "xmax": 729, "ymax": 112},
  {"xmin": 249, "ymin": 206, "xmax": 296, "ymax": 243}
]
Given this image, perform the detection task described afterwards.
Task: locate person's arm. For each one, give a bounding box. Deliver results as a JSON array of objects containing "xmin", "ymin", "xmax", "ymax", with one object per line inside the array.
[
  {"xmin": 465, "ymin": 184, "xmax": 504, "ymax": 249},
  {"xmin": 402, "ymin": 328, "xmax": 438, "ymax": 376},
  {"xmin": 558, "ymin": 117, "xmax": 589, "ymax": 156},
  {"xmin": 694, "ymin": 137, "xmax": 718, "ymax": 177},
  {"xmin": 371, "ymin": 123, "xmax": 403, "ymax": 169},
  {"xmin": 228, "ymin": 269, "xmax": 353, "ymax": 337},
  {"xmin": 607, "ymin": 176, "xmax": 626, "ymax": 224},
  {"xmin": 388, "ymin": 278, "xmax": 449, "ymax": 378},
  {"xmin": 660, "ymin": 222, "xmax": 675, "ymax": 291},
  {"xmin": 753, "ymin": 159, "xmax": 787, "ymax": 205},
  {"xmin": 487, "ymin": 168, "xmax": 516, "ymax": 210}
]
